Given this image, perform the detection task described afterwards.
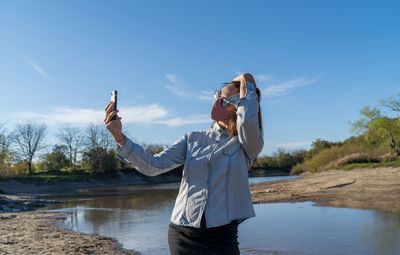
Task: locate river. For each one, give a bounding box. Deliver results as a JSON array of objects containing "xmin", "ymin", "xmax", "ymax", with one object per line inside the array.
[{"xmin": 38, "ymin": 175, "xmax": 400, "ymax": 255}]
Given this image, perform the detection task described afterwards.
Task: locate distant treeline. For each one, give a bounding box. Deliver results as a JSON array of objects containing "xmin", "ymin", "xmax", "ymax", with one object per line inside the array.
[
  {"xmin": 0, "ymin": 122, "xmax": 176, "ymax": 179},
  {"xmin": 1, "ymin": 92, "xmax": 399, "ymax": 180}
]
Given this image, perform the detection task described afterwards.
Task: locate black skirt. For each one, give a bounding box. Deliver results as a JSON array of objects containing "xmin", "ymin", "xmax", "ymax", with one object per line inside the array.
[{"xmin": 168, "ymin": 213, "xmax": 240, "ymax": 255}]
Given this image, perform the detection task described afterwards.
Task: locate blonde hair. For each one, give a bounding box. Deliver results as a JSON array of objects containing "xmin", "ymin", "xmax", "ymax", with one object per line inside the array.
[{"xmin": 211, "ymin": 73, "xmax": 263, "ymax": 169}]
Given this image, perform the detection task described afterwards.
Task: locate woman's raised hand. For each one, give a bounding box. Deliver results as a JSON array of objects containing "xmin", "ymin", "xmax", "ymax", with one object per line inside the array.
[
  {"xmin": 232, "ymin": 73, "xmax": 258, "ymax": 99},
  {"xmin": 104, "ymin": 101, "xmax": 126, "ymax": 146},
  {"xmin": 232, "ymin": 74, "xmax": 247, "ymax": 98}
]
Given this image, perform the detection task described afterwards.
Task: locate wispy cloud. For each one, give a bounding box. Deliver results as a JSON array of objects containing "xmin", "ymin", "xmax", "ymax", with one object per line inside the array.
[
  {"xmin": 164, "ymin": 73, "xmax": 214, "ymax": 102},
  {"xmin": 263, "ymin": 75, "xmax": 321, "ymax": 97},
  {"xmin": 23, "ymin": 57, "xmax": 47, "ymax": 78},
  {"xmin": 164, "ymin": 73, "xmax": 190, "ymax": 97},
  {"xmin": 11, "ymin": 104, "xmax": 211, "ymax": 128},
  {"xmin": 195, "ymin": 90, "xmax": 214, "ymax": 102},
  {"xmin": 275, "ymin": 140, "xmax": 313, "ymax": 149},
  {"xmin": 254, "ymin": 73, "xmax": 273, "ymax": 83}
]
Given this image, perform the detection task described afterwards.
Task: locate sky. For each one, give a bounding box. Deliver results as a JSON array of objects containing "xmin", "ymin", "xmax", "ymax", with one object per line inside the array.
[{"xmin": 0, "ymin": 0, "xmax": 399, "ymax": 157}]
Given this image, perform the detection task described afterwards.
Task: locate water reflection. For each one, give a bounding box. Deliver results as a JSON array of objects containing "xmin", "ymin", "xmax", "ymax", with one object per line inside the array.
[
  {"xmin": 39, "ymin": 176, "xmax": 400, "ymax": 255},
  {"xmin": 42, "ymin": 183, "xmax": 180, "ymax": 254},
  {"xmin": 361, "ymin": 210, "xmax": 400, "ymax": 255},
  {"xmin": 239, "ymin": 203, "xmax": 400, "ymax": 255}
]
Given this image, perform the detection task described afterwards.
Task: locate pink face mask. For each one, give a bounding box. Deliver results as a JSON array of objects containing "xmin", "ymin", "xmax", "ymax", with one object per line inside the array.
[{"xmin": 211, "ymin": 98, "xmax": 232, "ymax": 121}]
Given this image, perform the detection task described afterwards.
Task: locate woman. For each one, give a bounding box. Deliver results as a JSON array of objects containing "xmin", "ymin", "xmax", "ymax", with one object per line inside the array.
[{"xmin": 104, "ymin": 73, "xmax": 263, "ymax": 255}]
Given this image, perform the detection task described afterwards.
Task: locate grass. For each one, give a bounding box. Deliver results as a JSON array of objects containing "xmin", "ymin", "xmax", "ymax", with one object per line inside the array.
[
  {"xmin": 340, "ymin": 159, "xmax": 400, "ymax": 170},
  {"xmin": 290, "ymin": 141, "xmax": 399, "ymax": 175}
]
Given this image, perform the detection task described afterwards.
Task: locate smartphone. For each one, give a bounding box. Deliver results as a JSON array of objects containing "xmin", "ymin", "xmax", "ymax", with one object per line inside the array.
[{"xmin": 111, "ymin": 90, "xmax": 118, "ymax": 120}]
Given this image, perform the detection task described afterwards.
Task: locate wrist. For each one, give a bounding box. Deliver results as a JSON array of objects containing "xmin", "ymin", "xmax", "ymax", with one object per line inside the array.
[{"xmin": 115, "ymin": 133, "xmax": 126, "ymax": 146}]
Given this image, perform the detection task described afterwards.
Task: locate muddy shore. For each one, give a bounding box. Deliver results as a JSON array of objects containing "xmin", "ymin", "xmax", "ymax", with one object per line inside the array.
[
  {"xmin": 0, "ymin": 210, "xmax": 139, "ymax": 254},
  {"xmin": 250, "ymin": 166, "xmax": 400, "ymax": 212},
  {"xmin": 0, "ymin": 193, "xmax": 140, "ymax": 254}
]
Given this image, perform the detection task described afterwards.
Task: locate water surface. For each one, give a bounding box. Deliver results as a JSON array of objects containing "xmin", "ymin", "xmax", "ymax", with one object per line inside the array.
[{"xmin": 39, "ymin": 176, "xmax": 400, "ymax": 255}]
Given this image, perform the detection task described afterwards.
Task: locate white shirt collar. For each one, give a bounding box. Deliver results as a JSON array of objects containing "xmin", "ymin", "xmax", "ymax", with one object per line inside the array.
[{"xmin": 211, "ymin": 121, "xmax": 228, "ymax": 135}]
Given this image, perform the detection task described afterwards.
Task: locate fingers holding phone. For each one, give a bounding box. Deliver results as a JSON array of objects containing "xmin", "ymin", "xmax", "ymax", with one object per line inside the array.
[
  {"xmin": 104, "ymin": 103, "xmax": 120, "ymax": 124},
  {"xmin": 104, "ymin": 90, "xmax": 125, "ymax": 145}
]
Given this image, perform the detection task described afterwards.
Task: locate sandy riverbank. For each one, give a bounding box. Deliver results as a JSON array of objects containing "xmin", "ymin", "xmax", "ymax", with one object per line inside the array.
[
  {"xmin": 250, "ymin": 166, "xmax": 400, "ymax": 212},
  {"xmin": 0, "ymin": 193, "xmax": 141, "ymax": 254},
  {"xmin": 0, "ymin": 210, "xmax": 139, "ymax": 254}
]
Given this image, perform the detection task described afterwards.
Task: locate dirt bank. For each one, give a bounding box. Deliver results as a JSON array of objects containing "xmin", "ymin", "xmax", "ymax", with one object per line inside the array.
[
  {"xmin": 0, "ymin": 210, "xmax": 139, "ymax": 254},
  {"xmin": 0, "ymin": 173, "xmax": 180, "ymax": 195},
  {"xmin": 250, "ymin": 166, "xmax": 400, "ymax": 212}
]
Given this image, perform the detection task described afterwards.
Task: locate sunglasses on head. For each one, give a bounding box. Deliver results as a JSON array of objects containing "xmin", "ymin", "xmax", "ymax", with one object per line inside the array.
[{"xmin": 220, "ymin": 81, "xmax": 241, "ymax": 89}]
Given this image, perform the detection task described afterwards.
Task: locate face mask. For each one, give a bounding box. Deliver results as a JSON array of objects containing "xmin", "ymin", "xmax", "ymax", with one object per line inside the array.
[{"xmin": 211, "ymin": 98, "xmax": 232, "ymax": 121}]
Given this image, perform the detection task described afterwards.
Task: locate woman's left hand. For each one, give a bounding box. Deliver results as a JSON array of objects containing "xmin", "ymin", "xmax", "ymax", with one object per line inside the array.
[{"xmin": 232, "ymin": 74, "xmax": 247, "ymax": 98}]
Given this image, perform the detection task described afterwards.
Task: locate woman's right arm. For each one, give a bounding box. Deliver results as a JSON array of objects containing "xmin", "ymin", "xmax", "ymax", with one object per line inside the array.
[
  {"xmin": 104, "ymin": 100, "xmax": 188, "ymax": 176},
  {"xmin": 115, "ymin": 132, "xmax": 188, "ymax": 177}
]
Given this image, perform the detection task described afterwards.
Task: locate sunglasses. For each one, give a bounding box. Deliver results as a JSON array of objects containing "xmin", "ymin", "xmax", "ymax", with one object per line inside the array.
[
  {"xmin": 213, "ymin": 81, "xmax": 241, "ymax": 107},
  {"xmin": 220, "ymin": 81, "xmax": 241, "ymax": 89}
]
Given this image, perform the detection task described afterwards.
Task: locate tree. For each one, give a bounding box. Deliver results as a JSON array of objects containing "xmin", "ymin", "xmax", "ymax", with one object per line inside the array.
[
  {"xmin": 39, "ymin": 145, "xmax": 70, "ymax": 171},
  {"xmin": 56, "ymin": 126, "xmax": 84, "ymax": 168},
  {"xmin": 82, "ymin": 147, "xmax": 117, "ymax": 173},
  {"xmin": 377, "ymin": 92, "xmax": 400, "ymax": 155},
  {"xmin": 368, "ymin": 117, "xmax": 400, "ymax": 155},
  {"xmin": 277, "ymin": 152, "xmax": 294, "ymax": 170},
  {"xmin": 12, "ymin": 121, "xmax": 47, "ymax": 174},
  {"xmin": 271, "ymin": 148, "xmax": 294, "ymax": 170},
  {"xmin": 0, "ymin": 122, "xmax": 13, "ymax": 178},
  {"xmin": 141, "ymin": 142, "xmax": 166, "ymax": 155},
  {"xmin": 291, "ymin": 149, "xmax": 307, "ymax": 164},
  {"xmin": 304, "ymin": 138, "xmax": 335, "ymax": 161},
  {"xmin": 84, "ymin": 122, "xmax": 114, "ymax": 151},
  {"xmin": 378, "ymin": 92, "xmax": 400, "ymax": 113},
  {"xmin": 350, "ymin": 102, "xmax": 400, "ymax": 156},
  {"xmin": 349, "ymin": 105, "xmax": 382, "ymax": 136},
  {"xmin": 100, "ymin": 124, "xmax": 114, "ymax": 151},
  {"xmin": 85, "ymin": 123, "xmax": 102, "ymax": 149},
  {"xmin": 0, "ymin": 122, "xmax": 12, "ymax": 166}
]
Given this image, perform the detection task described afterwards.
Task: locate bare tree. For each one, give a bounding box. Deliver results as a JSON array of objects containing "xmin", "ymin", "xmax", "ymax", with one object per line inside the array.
[
  {"xmin": 85, "ymin": 123, "xmax": 102, "ymax": 149},
  {"xmin": 56, "ymin": 126, "xmax": 84, "ymax": 168},
  {"xmin": 12, "ymin": 121, "xmax": 47, "ymax": 174},
  {"xmin": 0, "ymin": 122, "xmax": 13, "ymax": 178},
  {"xmin": 100, "ymin": 125, "xmax": 115, "ymax": 151},
  {"xmin": 85, "ymin": 123, "xmax": 100, "ymax": 148},
  {"xmin": 85, "ymin": 122, "xmax": 114, "ymax": 151},
  {"xmin": 0, "ymin": 122, "xmax": 12, "ymax": 164}
]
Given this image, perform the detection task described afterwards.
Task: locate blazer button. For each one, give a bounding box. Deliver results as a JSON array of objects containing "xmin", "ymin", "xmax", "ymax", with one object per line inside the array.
[{"xmin": 207, "ymin": 162, "xmax": 211, "ymax": 167}]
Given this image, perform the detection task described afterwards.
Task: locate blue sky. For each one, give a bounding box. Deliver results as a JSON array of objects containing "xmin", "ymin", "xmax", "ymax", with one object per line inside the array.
[{"xmin": 1, "ymin": 0, "xmax": 399, "ymax": 157}]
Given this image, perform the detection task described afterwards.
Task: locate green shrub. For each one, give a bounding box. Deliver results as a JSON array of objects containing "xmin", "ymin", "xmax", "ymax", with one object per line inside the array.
[{"xmin": 81, "ymin": 147, "xmax": 117, "ymax": 173}]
